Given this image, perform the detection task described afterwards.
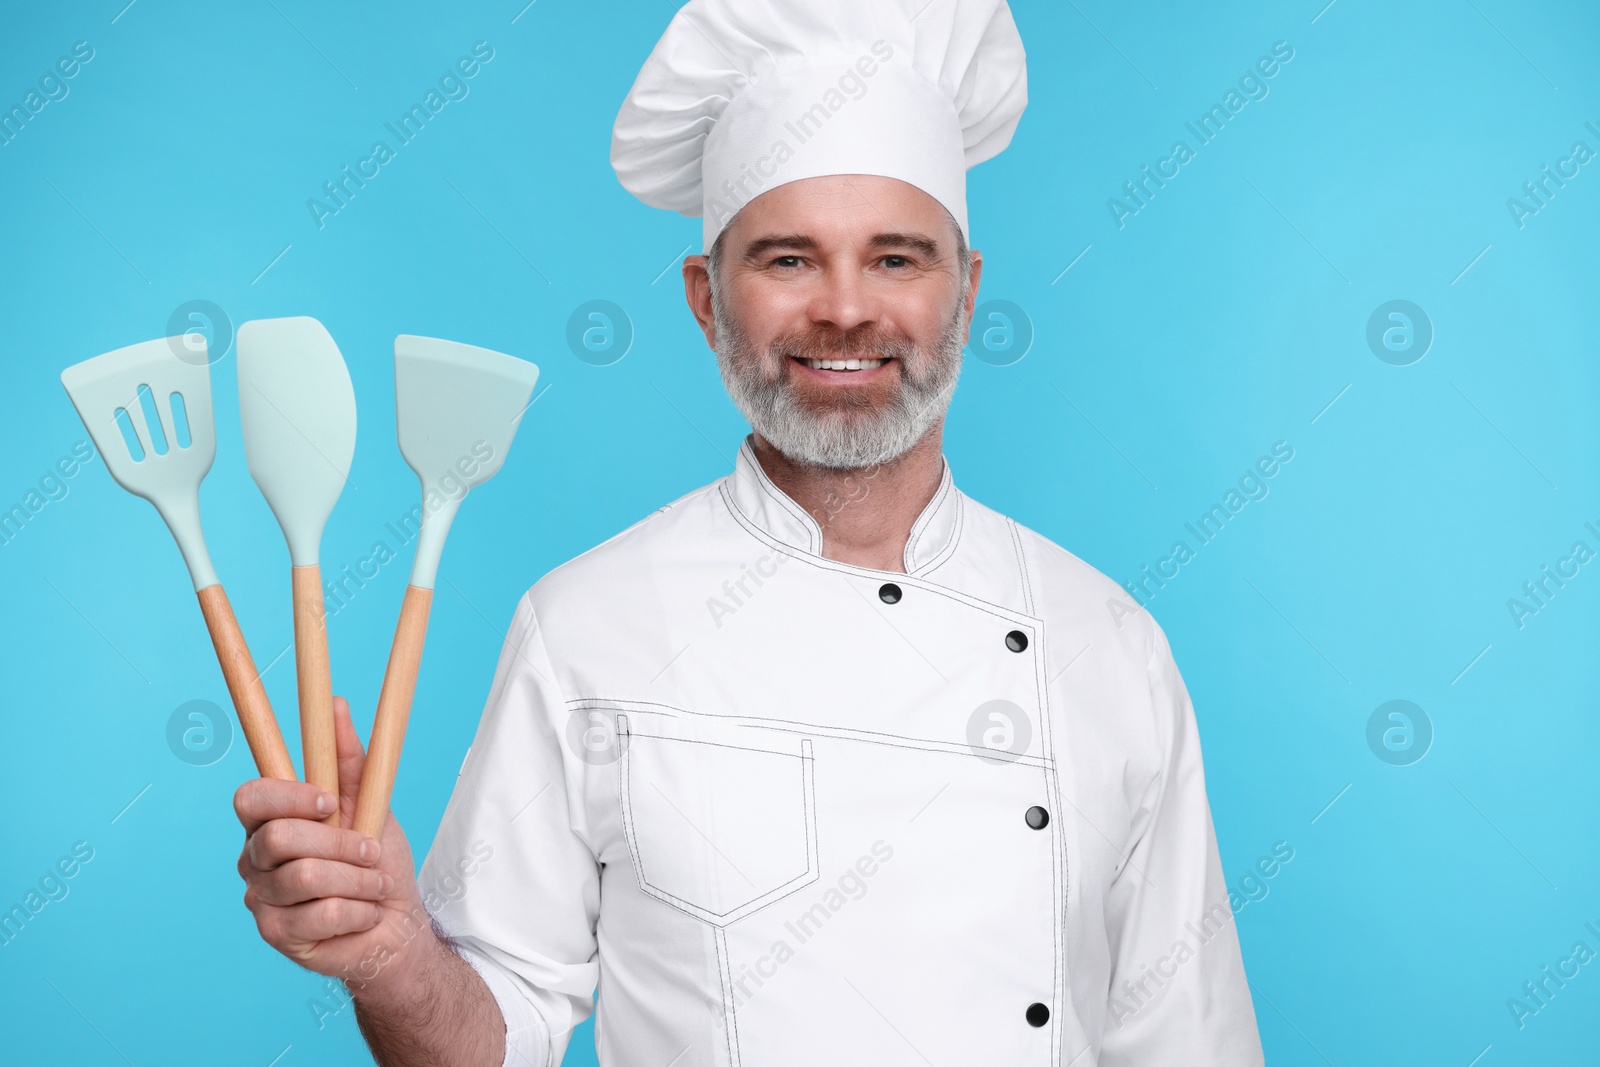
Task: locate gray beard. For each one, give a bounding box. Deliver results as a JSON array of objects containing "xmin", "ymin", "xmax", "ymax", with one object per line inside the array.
[{"xmin": 712, "ymin": 292, "xmax": 967, "ymax": 471}]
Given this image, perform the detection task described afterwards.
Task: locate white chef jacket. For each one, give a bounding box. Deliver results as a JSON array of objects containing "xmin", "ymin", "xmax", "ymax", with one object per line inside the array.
[{"xmin": 417, "ymin": 436, "xmax": 1263, "ymax": 1067}]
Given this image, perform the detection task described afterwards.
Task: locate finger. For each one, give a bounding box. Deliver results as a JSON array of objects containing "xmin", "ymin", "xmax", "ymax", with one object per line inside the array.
[
  {"xmin": 248, "ymin": 816, "xmax": 380, "ymax": 873},
  {"xmin": 249, "ymin": 857, "xmax": 392, "ymax": 908},
  {"xmin": 234, "ymin": 778, "xmax": 338, "ymax": 836},
  {"xmin": 333, "ymin": 695, "xmax": 367, "ymax": 804},
  {"xmin": 261, "ymin": 896, "xmax": 385, "ymax": 949}
]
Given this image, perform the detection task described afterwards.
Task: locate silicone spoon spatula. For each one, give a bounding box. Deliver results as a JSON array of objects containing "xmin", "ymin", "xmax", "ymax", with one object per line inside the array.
[
  {"xmin": 60, "ymin": 338, "xmax": 297, "ymax": 780},
  {"xmin": 353, "ymin": 335, "xmax": 538, "ymax": 838},
  {"xmin": 237, "ymin": 317, "xmax": 357, "ymax": 824}
]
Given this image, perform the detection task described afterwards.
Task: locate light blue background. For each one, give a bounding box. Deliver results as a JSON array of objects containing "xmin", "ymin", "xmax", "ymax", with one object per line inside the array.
[{"xmin": 2, "ymin": 1, "xmax": 1596, "ymax": 1063}]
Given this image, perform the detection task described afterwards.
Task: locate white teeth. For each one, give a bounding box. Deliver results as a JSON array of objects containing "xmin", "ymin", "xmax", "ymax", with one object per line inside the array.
[{"xmin": 802, "ymin": 357, "xmax": 885, "ymax": 371}]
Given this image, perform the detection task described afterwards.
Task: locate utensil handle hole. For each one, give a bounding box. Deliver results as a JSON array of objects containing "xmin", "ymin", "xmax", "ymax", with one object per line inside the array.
[
  {"xmin": 136, "ymin": 383, "xmax": 169, "ymax": 456},
  {"xmin": 113, "ymin": 406, "xmax": 146, "ymax": 462},
  {"xmin": 169, "ymin": 391, "xmax": 192, "ymax": 449}
]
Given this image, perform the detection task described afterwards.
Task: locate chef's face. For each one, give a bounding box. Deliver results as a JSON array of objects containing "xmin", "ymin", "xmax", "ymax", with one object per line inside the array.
[{"xmin": 684, "ymin": 175, "xmax": 983, "ymax": 470}]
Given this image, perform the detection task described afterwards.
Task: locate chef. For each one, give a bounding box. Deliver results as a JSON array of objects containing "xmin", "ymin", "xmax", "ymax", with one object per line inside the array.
[{"xmin": 232, "ymin": 0, "xmax": 1265, "ymax": 1064}]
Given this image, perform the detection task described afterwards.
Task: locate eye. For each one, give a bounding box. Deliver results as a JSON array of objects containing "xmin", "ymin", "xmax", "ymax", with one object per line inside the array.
[
  {"xmin": 771, "ymin": 255, "xmax": 804, "ymax": 268},
  {"xmin": 881, "ymin": 255, "xmax": 912, "ymax": 269}
]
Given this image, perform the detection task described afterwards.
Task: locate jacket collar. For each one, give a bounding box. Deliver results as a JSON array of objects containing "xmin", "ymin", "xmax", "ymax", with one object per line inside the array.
[{"xmin": 723, "ymin": 435, "xmax": 963, "ymax": 576}]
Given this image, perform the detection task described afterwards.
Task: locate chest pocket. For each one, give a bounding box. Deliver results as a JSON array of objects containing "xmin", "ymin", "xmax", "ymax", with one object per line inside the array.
[{"xmin": 617, "ymin": 712, "xmax": 817, "ymax": 927}]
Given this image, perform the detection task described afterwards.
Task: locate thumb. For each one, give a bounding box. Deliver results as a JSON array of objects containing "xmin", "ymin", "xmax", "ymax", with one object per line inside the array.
[{"xmin": 332, "ymin": 696, "xmax": 367, "ymax": 809}]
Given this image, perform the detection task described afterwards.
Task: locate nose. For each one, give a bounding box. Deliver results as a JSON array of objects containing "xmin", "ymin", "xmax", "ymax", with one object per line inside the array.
[{"xmin": 806, "ymin": 259, "xmax": 878, "ymax": 341}]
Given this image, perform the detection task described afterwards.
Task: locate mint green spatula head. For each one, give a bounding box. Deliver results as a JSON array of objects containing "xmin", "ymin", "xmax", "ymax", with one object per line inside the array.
[
  {"xmin": 394, "ymin": 335, "xmax": 538, "ymax": 589},
  {"xmin": 59, "ymin": 337, "xmax": 220, "ymax": 590},
  {"xmin": 237, "ymin": 317, "xmax": 357, "ymax": 567}
]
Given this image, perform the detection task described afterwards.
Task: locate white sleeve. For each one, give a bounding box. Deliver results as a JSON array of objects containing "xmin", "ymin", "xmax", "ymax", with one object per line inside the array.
[
  {"xmin": 416, "ymin": 592, "xmax": 600, "ymax": 1067},
  {"xmin": 1097, "ymin": 621, "xmax": 1264, "ymax": 1066}
]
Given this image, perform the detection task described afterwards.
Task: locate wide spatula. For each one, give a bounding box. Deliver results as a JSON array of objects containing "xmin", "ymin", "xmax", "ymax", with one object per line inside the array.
[
  {"xmin": 353, "ymin": 335, "xmax": 538, "ymax": 838},
  {"xmin": 237, "ymin": 317, "xmax": 357, "ymax": 823},
  {"xmin": 60, "ymin": 337, "xmax": 297, "ymax": 780}
]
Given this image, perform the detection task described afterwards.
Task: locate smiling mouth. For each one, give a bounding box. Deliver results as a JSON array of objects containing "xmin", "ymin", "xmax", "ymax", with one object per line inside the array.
[{"xmin": 794, "ymin": 357, "xmax": 887, "ymax": 372}]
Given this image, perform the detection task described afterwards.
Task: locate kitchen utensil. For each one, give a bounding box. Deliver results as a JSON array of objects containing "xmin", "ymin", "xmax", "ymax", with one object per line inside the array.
[
  {"xmin": 353, "ymin": 335, "xmax": 538, "ymax": 837},
  {"xmin": 237, "ymin": 317, "xmax": 357, "ymax": 823},
  {"xmin": 60, "ymin": 338, "xmax": 297, "ymax": 780}
]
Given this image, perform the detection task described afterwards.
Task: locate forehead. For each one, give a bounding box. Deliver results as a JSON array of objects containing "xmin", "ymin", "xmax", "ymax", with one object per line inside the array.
[{"xmin": 726, "ymin": 174, "xmax": 954, "ymax": 250}]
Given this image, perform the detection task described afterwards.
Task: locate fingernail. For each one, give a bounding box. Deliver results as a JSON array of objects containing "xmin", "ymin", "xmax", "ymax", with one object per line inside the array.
[
  {"xmin": 360, "ymin": 837, "xmax": 378, "ymax": 863},
  {"xmin": 378, "ymin": 873, "xmax": 393, "ymax": 896},
  {"xmin": 316, "ymin": 792, "xmax": 336, "ymax": 814}
]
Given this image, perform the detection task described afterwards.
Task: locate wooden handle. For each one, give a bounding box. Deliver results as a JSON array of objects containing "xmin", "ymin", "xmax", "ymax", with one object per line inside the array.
[
  {"xmin": 353, "ymin": 584, "xmax": 433, "ymax": 838},
  {"xmin": 196, "ymin": 584, "xmax": 297, "ymax": 781},
  {"xmin": 293, "ymin": 566, "xmax": 338, "ymax": 825}
]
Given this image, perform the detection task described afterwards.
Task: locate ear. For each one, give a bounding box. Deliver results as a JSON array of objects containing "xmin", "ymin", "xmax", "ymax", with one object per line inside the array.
[
  {"xmin": 962, "ymin": 249, "xmax": 984, "ymax": 338},
  {"xmin": 682, "ymin": 255, "xmax": 718, "ymax": 349}
]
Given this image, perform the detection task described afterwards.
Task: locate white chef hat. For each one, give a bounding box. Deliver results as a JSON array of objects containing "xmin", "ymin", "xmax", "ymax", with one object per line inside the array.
[{"xmin": 611, "ymin": 0, "xmax": 1027, "ymax": 253}]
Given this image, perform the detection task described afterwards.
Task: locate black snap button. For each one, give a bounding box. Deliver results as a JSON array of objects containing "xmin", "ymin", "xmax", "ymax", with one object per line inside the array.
[
  {"xmin": 1025, "ymin": 806, "xmax": 1049, "ymax": 830},
  {"xmin": 1026, "ymin": 1002, "xmax": 1049, "ymax": 1027},
  {"xmin": 1005, "ymin": 630, "xmax": 1028, "ymax": 653},
  {"xmin": 878, "ymin": 583, "xmax": 902, "ymax": 604}
]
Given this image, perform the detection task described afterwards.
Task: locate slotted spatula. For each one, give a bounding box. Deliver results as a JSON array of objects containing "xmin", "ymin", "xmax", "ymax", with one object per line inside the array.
[
  {"xmin": 237, "ymin": 317, "xmax": 357, "ymax": 823},
  {"xmin": 60, "ymin": 337, "xmax": 297, "ymax": 780},
  {"xmin": 353, "ymin": 335, "xmax": 538, "ymax": 838}
]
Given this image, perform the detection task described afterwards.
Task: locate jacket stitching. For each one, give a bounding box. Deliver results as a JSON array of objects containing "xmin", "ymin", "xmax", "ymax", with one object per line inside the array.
[
  {"xmin": 902, "ymin": 462, "xmax": 954, "ymax": 572},
  {"xmin": 1008, "ymin": 517, "xmax": 1037, "ymax": 617},
  {"xmin": 714, "ymin": 927, "xmax": 741, "ymax": 1067},
  {"xmin": 572, "ymin": 697, "xmax": 1055, "ymax": 769},
  {"xmin": 916, "ymin": 491, "xmax": 965, "ymax": 578}
]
